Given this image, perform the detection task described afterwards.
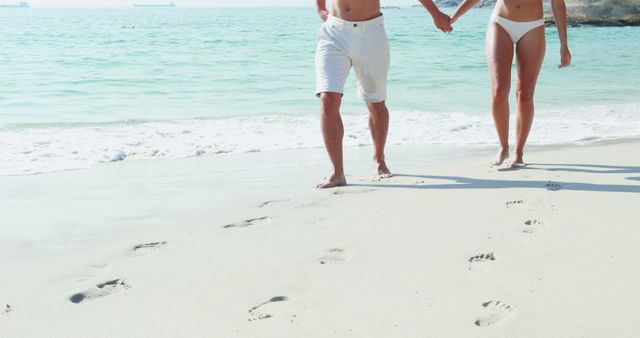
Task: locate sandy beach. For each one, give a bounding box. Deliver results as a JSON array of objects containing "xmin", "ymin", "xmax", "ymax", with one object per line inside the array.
[
  {"xmin": 1, "ymin": 139, "xmax": 639, "ymax": 337},
  {"xmin": 2, "ymin": 2, "xmax": 639, "ymax": 337}
]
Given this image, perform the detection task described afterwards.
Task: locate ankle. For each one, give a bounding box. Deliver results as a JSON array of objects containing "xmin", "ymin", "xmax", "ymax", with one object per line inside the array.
[
  {"xmin": 329, "ymin": 172, "xmax": 345, "ymax": 180},
  {"xmin": 373, "ymin": 155, "xmax": 385, "ymax": 164}
]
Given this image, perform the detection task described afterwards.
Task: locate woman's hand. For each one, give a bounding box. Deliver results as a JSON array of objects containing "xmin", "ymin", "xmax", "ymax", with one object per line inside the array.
[
  {"xmin": 559, "ymin": 45, "xmax": 572, "ymax": 68},
  {"xmin": 448, "ymin": 0, "xmax": 481, "ymax": 28}
]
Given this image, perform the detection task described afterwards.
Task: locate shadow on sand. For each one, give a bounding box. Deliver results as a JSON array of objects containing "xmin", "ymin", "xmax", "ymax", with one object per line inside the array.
[
  {"xmin": 498, "ymin": 163, "xmax": 640, "ymax": 175},
  {"xmin": 350, "ymin": 172, "xmax": 640, "ymax": 194}
]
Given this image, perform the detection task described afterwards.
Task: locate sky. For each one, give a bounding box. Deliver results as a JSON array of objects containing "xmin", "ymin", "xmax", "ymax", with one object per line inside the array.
[{"xmin": 15, "ymin": 0, "xmax": 417, "ymax": 8}]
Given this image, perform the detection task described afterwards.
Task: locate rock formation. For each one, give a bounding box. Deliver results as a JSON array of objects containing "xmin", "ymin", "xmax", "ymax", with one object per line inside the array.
[{"xmin": 428, "ymin": 0, "xmax": 640, "ymax": 26}]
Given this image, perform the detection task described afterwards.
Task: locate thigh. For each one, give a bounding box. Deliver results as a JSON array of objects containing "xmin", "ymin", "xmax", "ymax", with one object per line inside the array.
[
  {"xmin": 515, "ymin": 26, "xmax": 546, "ymax": 93},
  {"xmin": 315, "ymin": 28, "xmax": 352, "ymax": 96},
  {"xmin": 486, "ymin": 22, "xmax": 515, "ymax": 91},
  {"xmin": 352, "ymin": 28, "xmax": 390, "ymax": 103}
]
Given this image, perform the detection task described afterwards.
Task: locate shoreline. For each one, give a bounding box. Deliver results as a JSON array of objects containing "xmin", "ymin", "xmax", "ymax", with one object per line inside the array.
[
  {"xmin": 2, "ymin": 132, "xmax": 640, "ymax": 178},
  {"xmin": 3, "ymin": 101, "xmax": 640, "ymax": 177},
  {"xmin": 1, "ymin": 139, "xmax": 639, "ymax": 337}
]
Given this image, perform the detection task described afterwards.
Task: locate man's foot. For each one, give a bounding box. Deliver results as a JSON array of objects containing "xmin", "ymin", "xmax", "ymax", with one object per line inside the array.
[
  {"xmin": 316, "ymin": 174, "xmax": 347, "ymax": 189},
  {"xmin": 376, "ymin": 161, "xmax": 393, "ymax": 179},
  {"xmin": 491, "ymin": 149, "xmax": 510, "ymax": 167}
]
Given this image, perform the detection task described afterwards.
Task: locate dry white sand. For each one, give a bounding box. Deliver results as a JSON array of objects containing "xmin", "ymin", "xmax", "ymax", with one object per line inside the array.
[{"xmin": 1, "ymin": 141, "xmax": 639, "ymax": 337}]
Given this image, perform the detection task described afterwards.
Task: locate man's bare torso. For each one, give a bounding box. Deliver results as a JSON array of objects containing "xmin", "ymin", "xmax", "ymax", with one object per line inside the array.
[
  {"xmin": 330, "ymin": 0, "xmax": 382, "ymax": 22},
  {"xmin": 494, "ymin": 0, "xmax": 544, "ymax": 21}
]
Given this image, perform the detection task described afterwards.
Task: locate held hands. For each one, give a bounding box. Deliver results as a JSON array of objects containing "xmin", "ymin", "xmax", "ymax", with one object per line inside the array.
[
  {"xmin": 559, "ymin": 45, "xmax": 572, "ymax": 68},
  {"xmin": 432, "ymin": 10, "xmax": 453, "ymax": 33}
]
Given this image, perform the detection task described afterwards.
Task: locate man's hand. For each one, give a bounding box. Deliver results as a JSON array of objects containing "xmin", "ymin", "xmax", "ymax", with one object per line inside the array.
[
  {"xmin": 432, "ymin": 10, "xmax": 453, "ymax": 33},
  {"xmin": 559, "ymin": 45, "xmax": 571, "ymax": 68},
  {"xmin": 318, "ymin": 9, "xmax": 329, "ymax": 22}
]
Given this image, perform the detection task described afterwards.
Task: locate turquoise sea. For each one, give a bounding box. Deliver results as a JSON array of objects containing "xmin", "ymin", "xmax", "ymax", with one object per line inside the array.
[{"xmin": 1, "ymin": 7, "xmax": 639, "ymax": 175}]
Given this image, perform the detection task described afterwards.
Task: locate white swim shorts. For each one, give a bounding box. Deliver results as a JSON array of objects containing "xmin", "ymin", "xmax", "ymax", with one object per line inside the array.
[{"xmin": 315, "ymin": 14, "xmax": 390, "ymax": 103}]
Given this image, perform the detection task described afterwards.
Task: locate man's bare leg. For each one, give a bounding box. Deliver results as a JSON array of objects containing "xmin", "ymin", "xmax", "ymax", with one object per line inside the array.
[
  {"xmin": 366, "ymin": 101, "xmax": 392, "ymax": 177},
  {"xmin": 486, "ymin": 23, "xmax": 515, "ymax": 166},
  {"xmin": 513, "ymin": 27, "xmax": 545, "ymax": 167},
  {"xmin": 317, "ymin": 92, "xmax": 347, "ymax": 189}
]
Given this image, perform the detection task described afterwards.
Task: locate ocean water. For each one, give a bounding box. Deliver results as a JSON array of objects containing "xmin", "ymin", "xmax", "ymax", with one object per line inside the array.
[{"xmin": 0, "ymin": 7, "xmax": 639, "ymax": 175}]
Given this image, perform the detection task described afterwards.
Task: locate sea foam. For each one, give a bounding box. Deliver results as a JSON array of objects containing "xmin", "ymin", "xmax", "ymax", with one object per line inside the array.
[{"xmin": 1, "ymin": 103, "xmax": 638, "ymax": 176}]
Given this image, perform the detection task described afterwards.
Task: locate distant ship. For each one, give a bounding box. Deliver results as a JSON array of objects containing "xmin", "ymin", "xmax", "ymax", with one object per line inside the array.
[
  {"xmin": 134, "ymin": 2, "xmax": 176, "ymax": 7},
  {"xmin": 0, "ymin": 1, "xmax": 30, "ymax": 8}
]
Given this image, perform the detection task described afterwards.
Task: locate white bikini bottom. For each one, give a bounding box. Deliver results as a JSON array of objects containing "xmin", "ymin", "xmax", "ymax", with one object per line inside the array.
[{"xmin": 491, "ymin": 15, "xmax": 545, "ymax": 43}]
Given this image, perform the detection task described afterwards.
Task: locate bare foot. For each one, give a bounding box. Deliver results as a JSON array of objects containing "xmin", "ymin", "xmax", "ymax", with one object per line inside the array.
[
  {"xmin": 377, "ymin": 161, "xmax": 393, "ymax": 179},
  {"xmin": 510, "ymin": 155, "xmax": 527, "ymax": 168},
  {"xmin": 316, "ymin": 174, "xmax": 347, "ymax": 189},
  {"xmin": 491, "ymin": 148, "xmax": 510, "ymax": 167}
]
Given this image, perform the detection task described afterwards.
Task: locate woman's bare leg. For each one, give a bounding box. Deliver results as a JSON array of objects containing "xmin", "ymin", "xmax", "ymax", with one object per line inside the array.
[
  {"xmin": 513, "ymin": 26, "xmax": 546, "ymax": 167},
  {"xmin": 486, "ymin": 23, "xmax": 515, "ymax": 166}
]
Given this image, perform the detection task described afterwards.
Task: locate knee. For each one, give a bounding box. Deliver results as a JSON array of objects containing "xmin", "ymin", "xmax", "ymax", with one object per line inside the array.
[
  {"xmin": 516, "ymin": 89, "xmax": 535, "ymax": 104},
  {"xmin": 320, "ymin": 93, "xmax": 341, "ymax": 116},
  {"xmin": 367, "ymin": 101, "xmax": 388, "ymax": 117},
  {"xmin": 491, "ymin": 84, "xmax": 510, "ymax": 103}
]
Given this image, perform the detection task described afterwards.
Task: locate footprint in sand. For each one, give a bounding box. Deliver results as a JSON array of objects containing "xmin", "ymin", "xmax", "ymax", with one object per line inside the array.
[
  {"xmin": 468, "ymin": 253, "xmax": 496, "ymax": 271},
  {"xmin": 132, "ymin": 241, "xmax": 167, "ymax": 255},
  {"xmin": 1, "ymin": 304, "xmax": 11, "ymax": 316},
  {"xmin": 69, "ymin": 279, "xmax": 131, "ymax": 304},
  {"xmin": 223, "ymin": 216, "xmax": 272, "ymax": 229},
  {"xmin": 248, "ymin": 296, "xmax": 288, "ymax": 321},
  {"xmin": 258, "ymin": 199, "xmax": 290, "ymax": 208},
  {"xmin": 523, "ymin": 219, "xmax": 545, "ymax": 234},
  {"xmin": 505, "ymin": 200, "xmax": 525, "ymax": 209},
  {"xmin": 318, "ymin": 248, "xmax": 347, "ymax": 265},
  {"xmin": 545, "ymin": 182, "xmax": 564, "ymax": 191},
  {"xmin": 332, "ymin": 189, "xmax": 376, "ymax": 195},
  {"xmin": 475, "ymin": 300, "xmax": 514, "ymax": 327}
]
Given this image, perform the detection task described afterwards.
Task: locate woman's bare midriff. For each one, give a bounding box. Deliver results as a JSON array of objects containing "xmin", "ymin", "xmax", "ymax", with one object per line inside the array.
[
  {"xmin": 493, "ymin": 0, "xmax": 544, "ymax": 21},
  {"xmin": 330, "ymin": 0, "xmax": 382, "ymax": 21}
]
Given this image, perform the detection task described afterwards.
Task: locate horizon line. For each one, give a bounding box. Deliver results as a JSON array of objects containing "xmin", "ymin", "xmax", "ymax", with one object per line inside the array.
[{"xmin": 0, "ymin": 5, "xmax": 316, "ymax": 8}]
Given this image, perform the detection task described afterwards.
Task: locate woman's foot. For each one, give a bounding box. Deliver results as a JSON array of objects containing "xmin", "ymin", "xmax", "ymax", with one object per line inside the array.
[
  {"xmin": 491, "ymin": 148, "xmax": 510, "ymax": 167},
  {"xmin": 316, "ymin": 174, "xmax": 347, "ymax": 189},
  {"xmin": 510, "ymin": 153, "xmax": 526, "ymax": 168}
]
